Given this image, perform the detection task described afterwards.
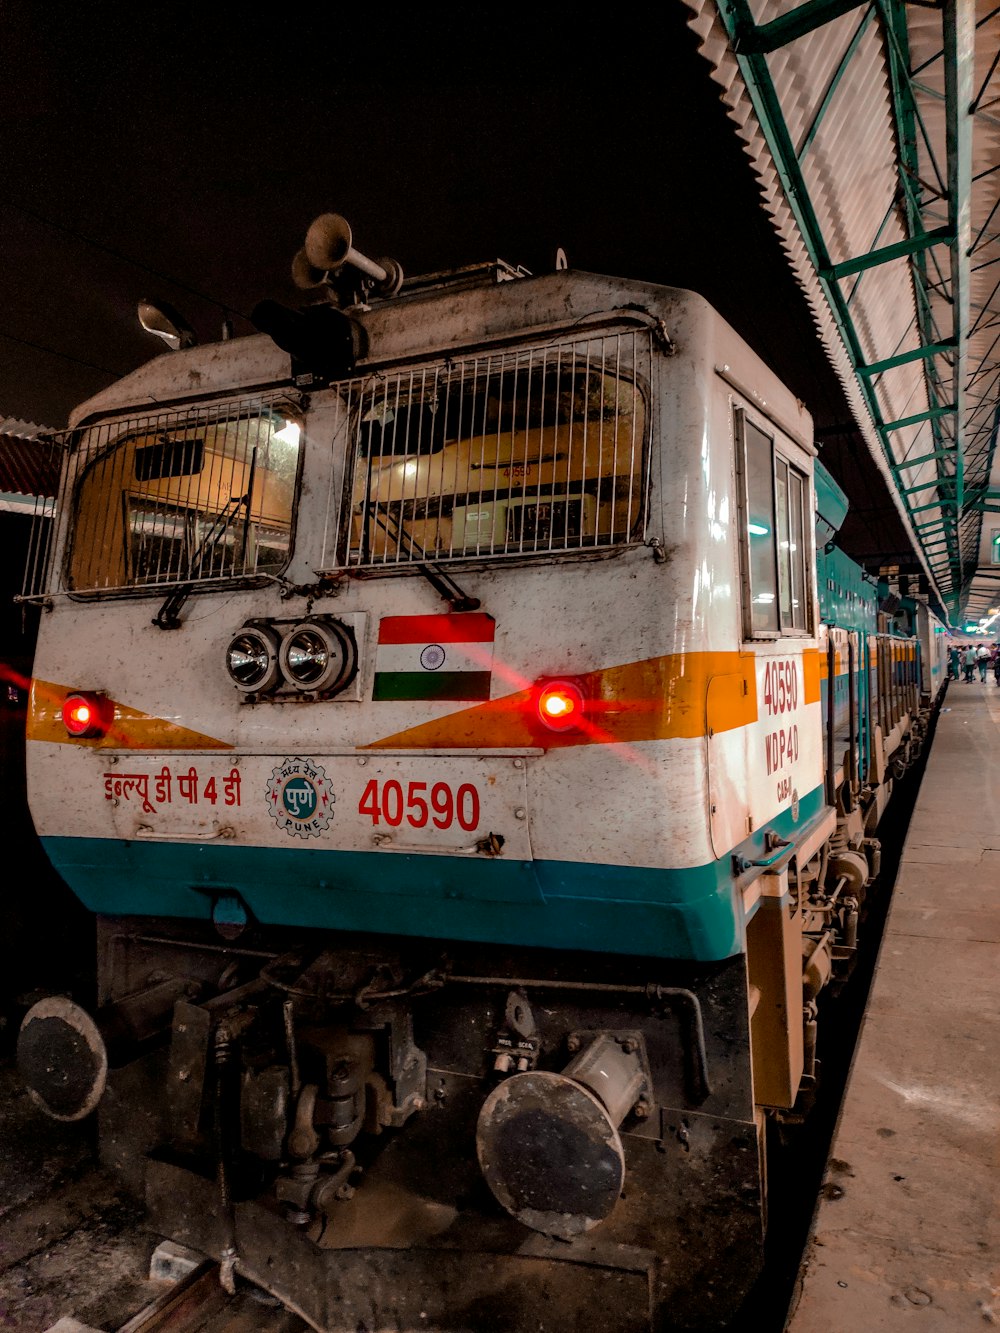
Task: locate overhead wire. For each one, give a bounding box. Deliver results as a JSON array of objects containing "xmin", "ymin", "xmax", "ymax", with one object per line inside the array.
[
  {"xmin": 0, "ymin": 196, "xmax": 250, "ymax": 320},
  {"xmin": 0, "ymin": 328, "xmax": 124, "ymax": 378}
]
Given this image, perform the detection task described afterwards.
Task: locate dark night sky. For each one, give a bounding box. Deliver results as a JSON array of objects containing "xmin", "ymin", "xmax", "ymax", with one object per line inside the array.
[{"xmin": 0, "ymin": 3, "xmax": 919, "ymax": 574}]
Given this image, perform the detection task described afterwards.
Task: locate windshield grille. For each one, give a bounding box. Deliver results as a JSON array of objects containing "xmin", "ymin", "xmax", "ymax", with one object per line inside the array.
[
  {"xmin": 337, "ymin": 329, "xmax": 652, "ymax": 571},
  {"xmin": 22, "ymin": 394, "xmax": 302, "ymax": 599}
]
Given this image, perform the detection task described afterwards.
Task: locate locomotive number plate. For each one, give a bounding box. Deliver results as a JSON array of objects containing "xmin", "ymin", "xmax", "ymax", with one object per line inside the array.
[
  {"xmin": 98, "ymin": 752, "xmax": 533, "ymax": 858},
  {"xmin": 345, "ymin": 754, "xmax": 531, "ymax": 858}
]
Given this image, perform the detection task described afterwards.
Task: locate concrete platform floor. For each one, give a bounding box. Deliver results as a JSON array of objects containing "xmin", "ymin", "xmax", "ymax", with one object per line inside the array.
[{"xmin": 785, "ymin": 680, "xmax": 1000, "ymax": 1330}]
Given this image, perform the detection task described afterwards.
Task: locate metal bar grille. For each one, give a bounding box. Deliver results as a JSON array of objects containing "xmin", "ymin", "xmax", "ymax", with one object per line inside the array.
[
  {"xmin": 335, "ymin": 329, "xmax": 652, "ymax": 572},
  {"xmin": 21, "ymin": 394, "xmax": 301, "ymax": 600},
  {"xmin": 19, "ymin": 436, "xmax": 64, "ymax": 603}
]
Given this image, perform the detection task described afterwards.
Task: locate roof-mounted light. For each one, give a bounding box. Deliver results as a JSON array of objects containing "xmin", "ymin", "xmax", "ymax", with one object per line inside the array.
[{"xmin": 137, "ymin": 299, "xmax": 196, "ymax": 351}]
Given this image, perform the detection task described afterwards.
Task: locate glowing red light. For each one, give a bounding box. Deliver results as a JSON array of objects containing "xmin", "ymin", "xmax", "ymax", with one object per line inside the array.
[
  {"xmin": 542, "ymin": 690, "xmax": 574, "ymax": 718},
  {"xmin": 61, "ymin": 693, "xmax": 110, "ymax": 739},
  {"xmin": 536, "ymin": 680, "xmax": 586, "ymax": 732}
]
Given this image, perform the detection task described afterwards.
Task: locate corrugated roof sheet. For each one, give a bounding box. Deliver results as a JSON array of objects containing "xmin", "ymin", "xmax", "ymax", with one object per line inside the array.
[{"xmin": 0, "ymin": 428, "xmax": 61, "ymax": 501}]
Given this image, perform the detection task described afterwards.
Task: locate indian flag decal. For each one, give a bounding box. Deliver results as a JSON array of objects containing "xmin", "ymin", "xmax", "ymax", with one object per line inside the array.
[{"xmin": 373, "ymin": 613, "xmax": 495, "ymax": 701}]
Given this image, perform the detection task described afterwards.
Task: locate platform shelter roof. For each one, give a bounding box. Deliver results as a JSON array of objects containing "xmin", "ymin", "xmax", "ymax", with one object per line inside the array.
[{"xmin": 686, "ymin": 0, "xmax": 1000, "ymax": 626}]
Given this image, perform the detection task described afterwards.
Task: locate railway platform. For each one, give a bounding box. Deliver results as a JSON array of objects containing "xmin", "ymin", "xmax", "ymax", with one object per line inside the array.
[{"xmin": 785, "ymin": 679, "xmax": 1000, "ymax": 1330}]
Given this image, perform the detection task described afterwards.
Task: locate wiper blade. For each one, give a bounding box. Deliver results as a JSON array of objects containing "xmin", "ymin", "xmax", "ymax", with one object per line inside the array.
[
  {"xmin": 368, "ymin": 503, "xmax": 481, "ymax": 613},
  {"xmin": 153, "ymin": 492, "xmax": 250, "ymax": 630}
]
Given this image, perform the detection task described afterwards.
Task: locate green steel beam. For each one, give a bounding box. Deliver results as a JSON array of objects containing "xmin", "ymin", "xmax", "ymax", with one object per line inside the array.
[
  {"xmin": 901, "ymin": 476, "xmax": 958, "ymax": 496},
  {"xmin": 734, "ymin": 0, "xmax": 870, "ymax": 52},
  {"xmin": 798, "ymin": 6, "xmax": 875, "ymax": 162},
  {"xmin": 943, "ymin": 0, "xmax": 973, "ymax": 517},
  {"xmin": 884, "ymin": 406, "xmax": 956, "ymax": 435},
  {"xmin": 880, "ymin": 4, "xmax": 951, "ymax": 334},
  {"xmin": 858, "ymin": 342, "xmax": 955, "ymax": 376},
  {"xmin": 879, "ymin": 0, "xmax": 963, "ymax": 587},
  {"xmin": 714, "ymin": 0, "xmax": 969, "ymax": 605},
  {"xmin": 892, "ymin": 450, "xmax": 957, "ymax": 475},
  {"xmin": 821, "ymin": 225, "xmax": 954, "ymax": 279}
]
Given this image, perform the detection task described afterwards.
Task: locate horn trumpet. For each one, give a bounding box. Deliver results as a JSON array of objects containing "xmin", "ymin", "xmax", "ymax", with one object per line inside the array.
[{"xmin": 297, "ymin": 213, "xmax": 403, "ymax": 297}]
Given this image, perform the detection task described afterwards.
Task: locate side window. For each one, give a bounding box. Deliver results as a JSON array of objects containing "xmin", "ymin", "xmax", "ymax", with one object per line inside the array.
[
  {"xmin": 736, "ymin": 408, "xmax": 812, "ymax": 638},
  {"xmin": 991, "ymin": 528, "xmax": 1000, "ymax": 565}
]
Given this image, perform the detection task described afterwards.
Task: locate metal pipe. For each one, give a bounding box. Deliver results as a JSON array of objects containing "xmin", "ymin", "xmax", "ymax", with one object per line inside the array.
[
  {"xmin": 448, "ymin": 974, "xmax": 712, "ymax": 1101},
  {"xmin": 213, "ymin": 1021, "xmax": 239, "ymax": 1295},
  {"xmin": 825, "ymin": 635, "xmax": 837, "ymax": 806},
  {"xmin": 283, "ymin": 998, "xmax": 301, "ymax": 1100},
  {"xmin": 847, "ymin": 637, "xmax": 858, "ymax": 806},
  {"xmin": 878, "ymin": 634, "xmax": 887, "ymax": 738},
  {"xmin": 802, "ymin": 1002, "xmax": 818, "ymax": 1083},
  {"xmin": 843, "ymin": 899, "xmax": 859, "ymax": 950}
]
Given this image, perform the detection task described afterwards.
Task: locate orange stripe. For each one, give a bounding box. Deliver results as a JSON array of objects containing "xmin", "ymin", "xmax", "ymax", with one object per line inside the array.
[
  {"xmin": 364, "ymin": 651, "xmax": 761, "ymax": 751},
  {"xmin": 803, "ymin": 649, "xmax": 821, "ymax": 704},
  {"xmin": 27, "ymin": 679, "xmax": 231, "ymax": 750}
]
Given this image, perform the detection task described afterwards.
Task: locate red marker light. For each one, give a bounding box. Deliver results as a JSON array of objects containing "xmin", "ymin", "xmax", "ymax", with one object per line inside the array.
[
  {"xmin": 535, "ymin": 679, "xmax": 586, "ymax": 733},
  {"xmin": 61, "ymin": 692, "xmax": 112, "ymax": 739}
]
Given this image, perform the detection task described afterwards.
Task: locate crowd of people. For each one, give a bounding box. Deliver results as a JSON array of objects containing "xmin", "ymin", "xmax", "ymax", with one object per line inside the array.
[{"xmin": 949, "ymin": 642, "xmax": 1000, "ymax": 683}]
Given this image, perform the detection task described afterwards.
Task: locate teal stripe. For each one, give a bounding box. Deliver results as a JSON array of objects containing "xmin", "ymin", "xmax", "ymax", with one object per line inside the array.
[
  {"xmin": 40, "ymin": 786, "xmax": 827, "ymax": 964},
  {"xmin": 372, "ymin": 670, "xmax": 492, "ymax": 701}
]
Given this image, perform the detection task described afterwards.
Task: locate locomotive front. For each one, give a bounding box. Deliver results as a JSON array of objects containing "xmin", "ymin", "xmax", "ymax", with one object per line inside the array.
[{"xmin": 18, "ymin": 226, "xmax": 831, "ymax": 1332}]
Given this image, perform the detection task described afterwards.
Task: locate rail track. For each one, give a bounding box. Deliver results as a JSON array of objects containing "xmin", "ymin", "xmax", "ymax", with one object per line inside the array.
[{"xmin": 112, "ymin": 1261, "xmax": 309, "ymax": 1333}]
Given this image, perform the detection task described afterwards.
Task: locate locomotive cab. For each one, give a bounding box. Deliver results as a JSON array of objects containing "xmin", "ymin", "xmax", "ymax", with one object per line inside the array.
[{"xmin": 16, "ymin": 216, "xmax": 940, "ymax": 1332}]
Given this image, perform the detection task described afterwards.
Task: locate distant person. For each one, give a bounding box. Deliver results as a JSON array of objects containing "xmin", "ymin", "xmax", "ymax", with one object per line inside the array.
[
  {"xmin": 993, "ymin": 647, "xmax": 1000, "ymax": 686},
  {"xmin": 949, "ymin": 645, "xmax": 960, "ymax": 679},
  {"xmin": 978, "ymin": 644, "xmax": 990, "ymax": 681},
  {"xmin": 964, "ymin": 645, "xmax": 977, "ymax": 681}
]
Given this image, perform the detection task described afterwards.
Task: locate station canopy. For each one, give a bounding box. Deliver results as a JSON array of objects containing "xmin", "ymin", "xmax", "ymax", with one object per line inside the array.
[{"xmin": 687, "ymin": 0, "xmax": 1000, "ymax": 627}]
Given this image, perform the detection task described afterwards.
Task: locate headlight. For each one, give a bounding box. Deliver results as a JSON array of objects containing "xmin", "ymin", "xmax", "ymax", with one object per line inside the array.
[
  {"xmin": 225, "ymin": 626, "xmax": 281, "ymax": 694},
  {"xmin": 279, "ymin": 619, "xmax": 357, "ymax": 695}
]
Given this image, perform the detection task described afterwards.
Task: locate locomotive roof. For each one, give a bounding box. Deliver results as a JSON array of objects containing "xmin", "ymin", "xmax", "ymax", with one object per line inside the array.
[{"xmin": 67, "ymin": 268, "xmax": 809, "ymax": 442}]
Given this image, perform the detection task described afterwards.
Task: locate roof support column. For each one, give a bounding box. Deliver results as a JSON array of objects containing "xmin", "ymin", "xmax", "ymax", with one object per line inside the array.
[{"xmin": 944, "ymin": 0, "xmax": 973, "ymax": 513}]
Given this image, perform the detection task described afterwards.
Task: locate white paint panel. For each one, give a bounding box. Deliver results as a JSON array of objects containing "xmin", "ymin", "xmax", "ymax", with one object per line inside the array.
[{"xmin": 373, "ymin": 642, "xmax": 494, "ymax": 675}]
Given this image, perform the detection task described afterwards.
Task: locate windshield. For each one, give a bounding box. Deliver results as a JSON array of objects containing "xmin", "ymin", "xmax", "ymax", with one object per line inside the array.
[
  {"xmin": 66, "ymin": 398, "xmax": 301, "ymax": 592},
  {"xmin": 342, "ymin": 330, "xmax": 650, "ymax": 569}
]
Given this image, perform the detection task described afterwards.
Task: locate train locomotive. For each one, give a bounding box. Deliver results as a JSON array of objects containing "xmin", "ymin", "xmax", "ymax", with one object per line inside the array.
[{"xmin": 16, "ymin": 216, "xmax": 947, "ymax": 1332}]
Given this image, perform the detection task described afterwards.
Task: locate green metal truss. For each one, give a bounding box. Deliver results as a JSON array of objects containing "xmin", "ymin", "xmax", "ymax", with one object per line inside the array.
[{"xmin": 711, "ymin": 0, "xmax": 992, "ymax": 622}]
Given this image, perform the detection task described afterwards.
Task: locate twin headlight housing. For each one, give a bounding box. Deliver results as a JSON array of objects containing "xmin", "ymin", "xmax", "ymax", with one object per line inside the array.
[{"xmin": 225, "ymin": 617, "xmax": 358, "ymax": 699}]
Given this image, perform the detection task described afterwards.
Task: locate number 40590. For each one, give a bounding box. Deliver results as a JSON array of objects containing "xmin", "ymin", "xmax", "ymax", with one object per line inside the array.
[{"xmin": 358, "ymin": 778, "xmax": 481, "ymax": 831}]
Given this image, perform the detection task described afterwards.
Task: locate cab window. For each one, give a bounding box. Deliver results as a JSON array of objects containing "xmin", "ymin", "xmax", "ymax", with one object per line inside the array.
[
  {"xmin": 342, "ymin": 330, "xmax": 649, "ymax": 568},
  {"xmin": 737, "ymin": 409, "xmax": 811, "ymax": 637},
  {"xmin": 67, "ymin": 400, "xmax": 301, "ymax": 593}
]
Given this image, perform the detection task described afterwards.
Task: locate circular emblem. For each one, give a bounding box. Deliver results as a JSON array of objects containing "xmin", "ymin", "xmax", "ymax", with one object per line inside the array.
[
  {"xmin": 266, "ymin": 757, "xmax": 334, "ymax": 840},
  {"xmin": 791, "ymin": 788, "xmax": 800, "ymax": 822},
  {"xmin": 420, "ymin": 643, "xmax": 446, "ymax": 671}
]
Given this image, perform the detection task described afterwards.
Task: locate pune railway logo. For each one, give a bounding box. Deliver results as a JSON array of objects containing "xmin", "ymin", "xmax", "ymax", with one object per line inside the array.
[{"xmin": 266, "ymin": 758, "xmax": 335, "ymax": 840}]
